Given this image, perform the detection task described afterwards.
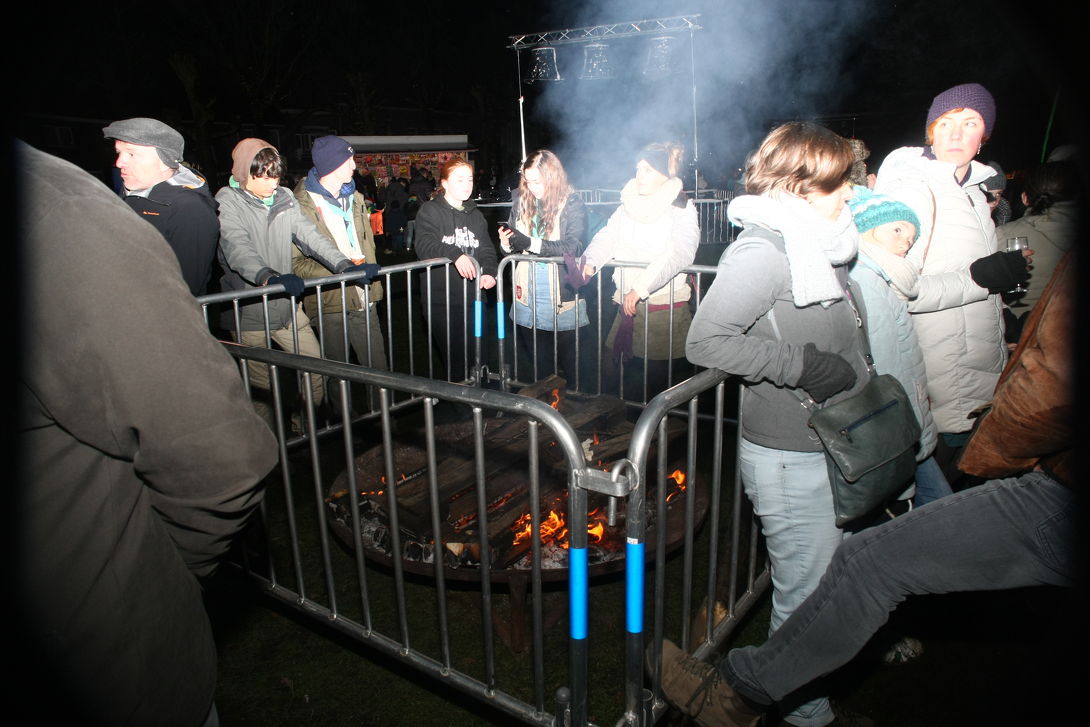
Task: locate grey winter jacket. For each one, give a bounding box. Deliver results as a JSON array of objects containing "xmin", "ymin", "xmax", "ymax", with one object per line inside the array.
[
  {"xmin": 686, "ymin": 227, "xmax": 871, "ymax": 452},
  {"xmin": 216, "ymin": 181, "xmax": 352, "ymax": 330}
]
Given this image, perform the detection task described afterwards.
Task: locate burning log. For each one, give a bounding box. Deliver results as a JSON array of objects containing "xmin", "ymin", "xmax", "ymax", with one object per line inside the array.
[{"xmin": 326, "ymin": 377, "xmax": 702, "ymax": 577}]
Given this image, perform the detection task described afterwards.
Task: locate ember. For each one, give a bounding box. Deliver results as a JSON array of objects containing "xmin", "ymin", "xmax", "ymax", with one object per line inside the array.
[{"xmin": 666, "ymin": 469, "xmax": 687, "ymax": 503}]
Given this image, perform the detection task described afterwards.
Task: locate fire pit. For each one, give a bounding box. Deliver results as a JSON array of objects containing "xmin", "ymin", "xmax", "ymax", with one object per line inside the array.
[
  {"xmin": 327, "ymin": 375, "xmax": 706, "ymax": 575},
  {"xmin": 324, "ymin": 376, "xmax": 708, "ymax": 650}
]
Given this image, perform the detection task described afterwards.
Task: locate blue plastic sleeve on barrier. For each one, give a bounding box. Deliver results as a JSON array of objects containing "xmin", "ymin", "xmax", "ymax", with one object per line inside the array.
[
  {"xmin": 569, "ymin": 547, "xmax": 588, "ymax": 640},
  {"xmin": 496, "ymin": 303, "xmax": 506, "ymax": 339},
  {"xmin": 474, "ymin": 300, "xmax": 482, "ymax": 338},
  {"xmin": 626, "ymin": 541, "xmax": 645, "ymax": 633}
]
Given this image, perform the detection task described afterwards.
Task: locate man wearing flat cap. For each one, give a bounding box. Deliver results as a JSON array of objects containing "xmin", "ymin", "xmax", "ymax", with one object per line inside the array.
[{"xmin": 103, "ymin": 117, "xmax": 220, "ymax": 295}]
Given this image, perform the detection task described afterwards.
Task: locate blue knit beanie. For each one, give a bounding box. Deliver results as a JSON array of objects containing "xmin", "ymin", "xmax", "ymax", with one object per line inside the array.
[
  {"xmin": 311, "ymin": 135, "xmax": 355, "ymax": 178},
  {"xmin": 926, "ymin": 83, "xmax": 996, "ymax": 136},
  {"xmin": 848, "ymin": 186, "xmax": 921, "ymax": 241}
]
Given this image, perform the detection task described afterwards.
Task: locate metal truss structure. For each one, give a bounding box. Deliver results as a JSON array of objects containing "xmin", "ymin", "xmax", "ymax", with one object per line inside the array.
[{"xmin": 507, "ymin": 15, "xmax": 703, "ymax": 49}]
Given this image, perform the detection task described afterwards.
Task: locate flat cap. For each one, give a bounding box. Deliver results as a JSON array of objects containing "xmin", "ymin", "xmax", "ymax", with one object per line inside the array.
[{"xmin": 103, "ymin": 117, "xmax": 184, "ymax": 169}]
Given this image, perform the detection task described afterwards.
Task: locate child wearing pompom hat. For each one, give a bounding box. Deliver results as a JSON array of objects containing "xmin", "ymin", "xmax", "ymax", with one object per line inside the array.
[
  {"xmin": 849, "ymin": 185, "xmax": 922, "ymax": 283},
  {"xmin": 847, "ymin": 185, "xmax": 951, "ymax": 510}
]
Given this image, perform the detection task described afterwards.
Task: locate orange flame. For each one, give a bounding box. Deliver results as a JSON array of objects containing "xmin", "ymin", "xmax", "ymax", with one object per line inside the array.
[
  {"xmin": 550, "ymin": 388, "xmax": 561, "ymax": 410},
  {"xmin": 511, "ymin": 507, "xmax": 608, "ymax": 547},
  {"xmin": 666, "ymin": 469, "xmax": 688, "ymax": 503}
]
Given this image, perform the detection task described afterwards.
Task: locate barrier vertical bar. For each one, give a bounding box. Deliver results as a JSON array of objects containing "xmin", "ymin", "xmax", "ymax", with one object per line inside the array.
[
  {"xmin": 568, "ymin": 479, "xmax": 589, "ymax": 726},
  {"xmin": 618, "ymin": 453, "xmax": 647, "ymax": 725}
]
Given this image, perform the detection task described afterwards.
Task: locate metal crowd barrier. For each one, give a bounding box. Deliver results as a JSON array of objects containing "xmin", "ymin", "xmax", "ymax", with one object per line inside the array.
[
  {"xmin": 220, "ymin": 345, "xmax": 591, "ymax": 726},
  {"xmin": 196, "ymin": 255, "xmax": 770, "ymax": 727},
  {"xmin": 494, "ymin": 254, "xmax": 720, "ymax": 407},
  {"xmin": 625, "ymin": 370, "xmax": 771, "ymax": 726}
]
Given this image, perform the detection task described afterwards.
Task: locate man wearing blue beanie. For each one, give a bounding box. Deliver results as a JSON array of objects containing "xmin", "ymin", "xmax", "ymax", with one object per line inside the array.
[{"xmin": 292, "ymin": 136, "xmax": 387, "ymax": 411}]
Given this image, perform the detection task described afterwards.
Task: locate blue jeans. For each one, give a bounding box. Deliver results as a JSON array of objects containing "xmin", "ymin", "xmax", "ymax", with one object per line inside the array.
[
  {"xmin": 721, "ymin": 471, "xmax": 1075, "ymax": 709},
  {"xmin": 738, "ymin": 438, "xmax": 844, "ymax": 726},
  {"xmin": 913, "ymin": 454, "xmax": 953, "ymax": 507}
]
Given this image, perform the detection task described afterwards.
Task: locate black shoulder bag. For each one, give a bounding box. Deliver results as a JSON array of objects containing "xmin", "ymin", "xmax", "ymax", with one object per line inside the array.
[{"xmin": 770, "ymin": 292, "xmax": 921, "ymax": 528}]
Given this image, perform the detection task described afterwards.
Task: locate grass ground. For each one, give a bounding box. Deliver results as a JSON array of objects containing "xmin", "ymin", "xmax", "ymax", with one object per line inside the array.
[{"xmin": 207, "ymin": 565, "xmax": 1080, "ymax": 725}]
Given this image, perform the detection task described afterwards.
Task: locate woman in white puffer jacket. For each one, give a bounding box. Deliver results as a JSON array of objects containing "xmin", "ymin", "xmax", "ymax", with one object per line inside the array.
[
  {"xmin": 874, "ymin": 83, "xmax": 1029, "ymax": 484},
  {"xmin": 579, "ymin": 142, "xmax": 700, "ymax": 399}
]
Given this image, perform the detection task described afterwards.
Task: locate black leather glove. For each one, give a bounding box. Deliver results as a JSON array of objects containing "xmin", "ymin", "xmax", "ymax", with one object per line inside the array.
[
  {"xmin": 342, "ymin": 262, "xmax": 381, "ymax": 283},
  {"xmin": 508, "ymin": 229, "xmax": 533, "ymax": 252},
  {"xmin": 1003, "ymin": 307, "xmax": 1027, "ymax": 344},
  {"xmin": 797, "ymin": 342, "xmax": 857, "ymax": 403},
  {"xmin": 267, "ymin": 273, "xmax": 305, "ymax": 298},
  {"xmin": 970, "ymin": 250, "xmax": 1029, "ymax": 293}
]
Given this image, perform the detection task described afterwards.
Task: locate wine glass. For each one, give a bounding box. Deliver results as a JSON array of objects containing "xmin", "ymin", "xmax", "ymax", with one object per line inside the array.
[{"xmin": 1005, "ymin": 236, "xmax": 1029, "ymax": 293}]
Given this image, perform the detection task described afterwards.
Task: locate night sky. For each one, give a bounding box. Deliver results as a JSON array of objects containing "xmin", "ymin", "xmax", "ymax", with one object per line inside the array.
[{"xmin": 15, "ymin": 0, "xmax": 1089, "ymax": 185}]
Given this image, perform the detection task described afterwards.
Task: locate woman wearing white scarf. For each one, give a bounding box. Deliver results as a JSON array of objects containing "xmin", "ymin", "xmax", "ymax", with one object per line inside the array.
[
  {"xmin": 667, "ymin": 123, "xmax": 870, "ymax": 727},
  {"xmin": 579, "ymin": 142, "xmax": 700, "ymax": 400}
]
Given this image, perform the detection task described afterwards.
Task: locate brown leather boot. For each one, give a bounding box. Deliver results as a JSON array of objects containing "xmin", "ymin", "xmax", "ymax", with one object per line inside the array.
[{"xmin": 656, "ymin": 639, "xmax": 765, "ymax": 727}]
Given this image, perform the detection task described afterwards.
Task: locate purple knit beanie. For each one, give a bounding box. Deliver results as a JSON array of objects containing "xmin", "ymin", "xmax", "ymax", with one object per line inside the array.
[
  {"xmin": 926, "ymin": 83, "xmax": 996, "ymax": 135},
  {"xmin": 311, "ymin": 135, "xmax": 355, "ymax": 178}
]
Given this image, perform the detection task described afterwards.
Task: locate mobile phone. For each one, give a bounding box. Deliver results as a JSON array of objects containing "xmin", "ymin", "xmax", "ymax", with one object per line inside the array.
[{"xmin": 498, "ymin": 223, "xmax": 512, "ymax": 234}]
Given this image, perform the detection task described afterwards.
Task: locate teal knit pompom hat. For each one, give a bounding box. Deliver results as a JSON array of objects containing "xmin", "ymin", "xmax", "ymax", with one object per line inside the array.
[{"xmin": 848, "ymin": 186, "xmax": 921, "ymax": 241}]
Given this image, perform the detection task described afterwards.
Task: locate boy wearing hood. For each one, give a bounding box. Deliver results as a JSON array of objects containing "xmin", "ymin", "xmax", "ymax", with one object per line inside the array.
[
  {"xmin": 216, "ymin": 138, "xmax": 378, "ymax": 428},
  {"xmin": 103, "ymin": 117, "xmax": 220, "ymax": 295}
]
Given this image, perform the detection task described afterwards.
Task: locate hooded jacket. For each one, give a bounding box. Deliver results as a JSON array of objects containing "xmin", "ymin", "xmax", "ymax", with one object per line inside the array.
[
  {"xmin": 413, "ymin": 194, "xmax": 499, "ymax": 276},
  {"xmin": 121, "ymin": 165, "xmax": 219, "ymax": 295},
  {"xmin": 875, "ymin": 147, "xmax": 1006, "ymax": 433},
  {"xmin": 291, "ymin": 173, "xmax": 383, "ymax": 319},
  {"xmin": 216, "ymin": 143, "xmax": 352, "ymax": 331}
]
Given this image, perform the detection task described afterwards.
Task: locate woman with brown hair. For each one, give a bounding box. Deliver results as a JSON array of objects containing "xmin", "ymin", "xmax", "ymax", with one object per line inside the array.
[
  {"xmin": 413, "ymin": 157, "xmax": 498, "ymax": 382},
  {"xmin": 499, "ymin": 149, "xmax": 589, "ymax": 383},
  {"xmin": 679, "ymin": 122, "xmax": 869, "ymax": 727}
]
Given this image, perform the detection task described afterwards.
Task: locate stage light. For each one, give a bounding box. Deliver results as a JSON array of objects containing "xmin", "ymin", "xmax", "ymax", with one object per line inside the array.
[
  {"xmin": 525, "ymin": 47, "xmax": 561, "ymax": 82},
  {"xmin": 579, "ymin": 43, "xmax": 613, "ymax": 80},
  {"xmin": 642, "ymin": 36, "xmax": 677, "ymax": 80}
]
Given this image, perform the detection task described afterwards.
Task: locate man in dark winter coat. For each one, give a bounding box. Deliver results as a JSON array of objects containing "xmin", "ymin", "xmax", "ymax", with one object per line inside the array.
[
  {"xmin": 14, "ymin": 141, "xmax": 279, "ymax": 727},
  {"xmin": 103, "ymin": 117, "xmax": 220, "ymax": 295}
]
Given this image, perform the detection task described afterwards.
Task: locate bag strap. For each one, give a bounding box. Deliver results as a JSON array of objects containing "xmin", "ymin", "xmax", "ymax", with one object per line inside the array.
[{"xmin": 767, "ymin": 279, "xmax": 874, "ymax": 413}]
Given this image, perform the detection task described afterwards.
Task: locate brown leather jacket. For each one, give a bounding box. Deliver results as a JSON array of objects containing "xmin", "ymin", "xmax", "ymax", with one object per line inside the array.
[{"xmin": 958, "ymin": 251, "xmax": 1075, "ymax": 486}]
